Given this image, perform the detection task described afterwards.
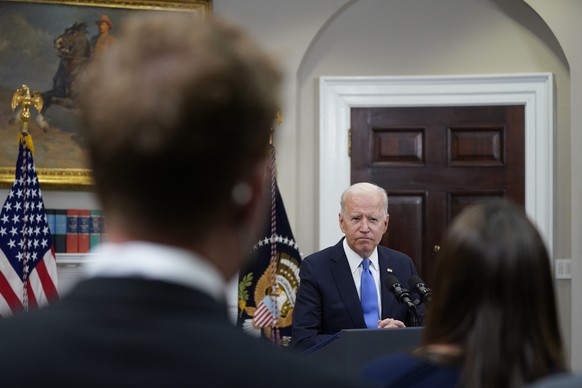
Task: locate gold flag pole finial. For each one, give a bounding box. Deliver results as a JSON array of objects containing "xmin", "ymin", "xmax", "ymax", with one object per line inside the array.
[
  {"xmin": 11, "ymin": 85, "xmax": 43, "ymax": 134},
  {"xmin": 11, "ymin": 85, "xmax": 43, "ymax": 153},
  {"xmin": 270, "ymin": 111, "xmax": 283, "ymax": 146}
]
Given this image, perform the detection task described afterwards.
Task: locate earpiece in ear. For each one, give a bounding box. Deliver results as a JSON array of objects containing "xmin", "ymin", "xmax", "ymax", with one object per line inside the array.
[{"xmin": 232, "ymin": 182, "xmax": 252, "ymax": 206}]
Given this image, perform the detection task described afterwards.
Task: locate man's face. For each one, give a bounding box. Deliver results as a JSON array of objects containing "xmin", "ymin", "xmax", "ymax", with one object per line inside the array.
[
  {"xmin": 98, "ymin": 22, "xmax": 110, "ymax": 33},
  {"xmin": 339, "ymin": 192, "xmax": 388, "ymax": 258}
]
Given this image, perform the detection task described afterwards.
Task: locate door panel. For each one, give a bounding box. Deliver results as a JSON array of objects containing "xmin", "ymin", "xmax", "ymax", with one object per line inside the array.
[{"xmin": 351, "ymin": 106, "xmax": 525, "ymax": 285}]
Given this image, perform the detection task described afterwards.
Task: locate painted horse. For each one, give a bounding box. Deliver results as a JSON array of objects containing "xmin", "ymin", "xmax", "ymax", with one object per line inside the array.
[{"xmin": 36, "ymin": 22, "xmax": 91, "ymax": 131}]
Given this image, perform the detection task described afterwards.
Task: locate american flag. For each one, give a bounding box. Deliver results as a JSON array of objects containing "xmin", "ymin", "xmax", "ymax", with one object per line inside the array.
[
  {"xmin": 253, "ymin": 295, "xmax": 279, "ymax": 328},
  {"xmin": 0, "ymin": 133, "xmax": 59, "ymax": 317}
]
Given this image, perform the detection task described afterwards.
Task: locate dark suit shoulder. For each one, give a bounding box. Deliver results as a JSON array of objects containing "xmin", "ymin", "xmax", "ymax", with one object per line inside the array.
[
  {"xmin": 302, "ymin": 239, "xmax": 344, "ymax": 263},
  {"xmin": 377, "ymin": 245, "xmax": 413, "ymax": 260}
]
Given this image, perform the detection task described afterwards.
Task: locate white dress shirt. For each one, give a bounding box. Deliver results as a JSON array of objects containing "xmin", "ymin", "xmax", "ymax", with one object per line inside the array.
[{"xmin": 87, "ymin": 241, "xmax": 227, "ymax": 302}]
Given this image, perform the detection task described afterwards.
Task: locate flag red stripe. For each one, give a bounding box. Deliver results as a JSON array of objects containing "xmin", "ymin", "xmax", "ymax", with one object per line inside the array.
[
  {"xmin": 26, "ymin": 281, "xmax": 38, "ymax": 310},
  {"xmin": 254, "ymin": 306, "xmax": 269, "ymax": 319},
  {"xmin": 35, "ymin": 257, "xmax": 59, "ymax": 301},
  {"xmin": 257, "ymin": 318, "xmax": 275, "ymax": 327},
  {"xmin": 0, "ymin": 271, "xmax": 24, "ymax": 314},
  {"xmin": 253, "ymin": 305, "xmax": 275, "ymax": 326},
  {"xmin": 254, "ymin": 314, "xmax": 269, "ymax": 325},
  {"xmin": 255, "ymin": 314, "xmax": 270, "ymax": 325}
]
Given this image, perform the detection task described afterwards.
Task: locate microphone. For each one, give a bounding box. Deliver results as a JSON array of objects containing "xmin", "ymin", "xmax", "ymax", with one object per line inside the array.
[
  {"xmin": 384, "ymin": 274, "xmax": 415, "ymax": 309},
  {"xmin": 408, "ymin": 275, "xmax": 432, "ymax": 305}
]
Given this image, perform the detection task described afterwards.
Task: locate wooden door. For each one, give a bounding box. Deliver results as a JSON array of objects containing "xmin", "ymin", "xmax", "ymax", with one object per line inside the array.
[{"xmin": 350, "ymin": 105, "xmax": 525, "ymax": 285}]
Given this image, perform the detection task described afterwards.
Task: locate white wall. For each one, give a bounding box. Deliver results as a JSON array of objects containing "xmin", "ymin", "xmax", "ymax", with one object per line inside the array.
[{"xmin": 525, "ymin": 0, "xmax": 582, "ymax": 373}]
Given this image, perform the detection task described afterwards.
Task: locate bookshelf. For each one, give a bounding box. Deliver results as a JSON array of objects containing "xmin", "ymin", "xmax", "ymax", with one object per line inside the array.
[
  {"xmin": 55, "ymin": 253, "xmax": 95, "ymax": 295},
  {"xmin": 56, "ymin": 253, "xmax": 96, "ymax": 263},
  {"xmin": 46, "ymin": 207, "xmax": 104, "ymax": 255}
]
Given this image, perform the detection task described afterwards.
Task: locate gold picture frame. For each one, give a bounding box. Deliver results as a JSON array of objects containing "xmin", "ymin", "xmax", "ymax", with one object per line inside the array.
[{"xmin": 0, "ymin": 0, "xmax": 212, "ymax": 189}]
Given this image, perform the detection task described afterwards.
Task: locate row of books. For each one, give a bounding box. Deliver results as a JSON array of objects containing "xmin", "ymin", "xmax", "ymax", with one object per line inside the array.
[{"xmin": 45, "ymin": 209, "xmax": 104, "ymax": 254}]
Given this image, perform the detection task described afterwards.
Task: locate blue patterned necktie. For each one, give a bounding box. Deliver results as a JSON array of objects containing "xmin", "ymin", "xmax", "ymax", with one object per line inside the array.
[{"xmin": 361, "ymin": 258, "xmax": 379, "ymax": 328}]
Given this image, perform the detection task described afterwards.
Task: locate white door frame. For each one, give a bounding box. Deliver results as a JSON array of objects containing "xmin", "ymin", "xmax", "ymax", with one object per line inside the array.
[{"xmin": 319, "ymin": 73, "xmax": 554, "ymax": 255}]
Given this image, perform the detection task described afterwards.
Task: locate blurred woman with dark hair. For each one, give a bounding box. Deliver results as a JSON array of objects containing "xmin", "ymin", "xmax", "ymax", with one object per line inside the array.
[{"xmin": 360, "ymin": 200, "xmax": 566, "ymax": 388}]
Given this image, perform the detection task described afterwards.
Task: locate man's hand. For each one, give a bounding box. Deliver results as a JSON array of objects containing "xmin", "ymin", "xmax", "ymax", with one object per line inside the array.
[{"xmin": 377, "ymin": 318, "xmax": 406, "ymax": 328}]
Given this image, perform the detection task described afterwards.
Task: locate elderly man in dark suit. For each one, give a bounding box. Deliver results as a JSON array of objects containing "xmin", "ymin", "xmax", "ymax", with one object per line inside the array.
[{"xmin": 291, "ymin": 182, "xmax": 424, "ymax": 351}]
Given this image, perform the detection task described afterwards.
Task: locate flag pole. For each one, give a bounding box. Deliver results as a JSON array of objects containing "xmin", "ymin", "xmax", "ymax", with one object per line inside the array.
[
  {"xmin": 268, "ymin": 112, "xmax": 283, "ymax": 345},
  {"xmin": 8, "ymin": 85, "xmax": 44, "ymax": 312}
]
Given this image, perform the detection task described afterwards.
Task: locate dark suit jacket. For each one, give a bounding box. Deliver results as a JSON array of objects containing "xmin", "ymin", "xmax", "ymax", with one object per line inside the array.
[
  {"xmin": 0, "ymin": 277, "xmax": 362, "ymax": 388},
  {"xmin": 291, "ymin": 238, "xmax": 424, "ymax": 351}
]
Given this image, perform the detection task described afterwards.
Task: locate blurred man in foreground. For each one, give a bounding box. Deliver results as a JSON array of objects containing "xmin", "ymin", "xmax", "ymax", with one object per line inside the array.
[{"xmin": 0, "ymin": 13, "xmax": 362, "ymax": 388}]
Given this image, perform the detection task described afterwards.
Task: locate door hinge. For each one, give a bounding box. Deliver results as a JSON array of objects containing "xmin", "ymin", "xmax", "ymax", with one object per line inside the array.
[{"xmin": 348, "ymin": 127, "xmax": 352, "ymax": 157}]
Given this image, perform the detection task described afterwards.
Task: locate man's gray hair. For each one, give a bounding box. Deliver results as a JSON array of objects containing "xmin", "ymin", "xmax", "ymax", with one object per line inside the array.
[{"xmin": 340, "ymin": 182, "xmax": 389, "ymax": 215}]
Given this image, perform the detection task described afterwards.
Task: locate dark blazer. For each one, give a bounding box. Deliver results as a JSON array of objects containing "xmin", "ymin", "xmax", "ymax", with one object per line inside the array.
[
  {"xmin": 359, "ymin": 352, "xmax": 460, "ymax": 387},
  {"xmin": 291, "ymin": 238, "xmax": 424, "ymax": 351},
  {"xmin": 0, "ymin": 277, "xmax": 362, "ymax": 388}
]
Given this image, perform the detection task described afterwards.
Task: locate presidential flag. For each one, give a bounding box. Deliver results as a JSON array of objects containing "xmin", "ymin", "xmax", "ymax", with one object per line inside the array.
[
  {"xmin": 0, "ymin": 133, "xmax": 59, "ymax": 317},
  {"xmin": 237, "ymin": 146, "xmax": 302, "ymax": 346}
]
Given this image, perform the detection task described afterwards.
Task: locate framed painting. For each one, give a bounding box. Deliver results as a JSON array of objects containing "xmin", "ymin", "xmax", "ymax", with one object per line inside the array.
[{"xmin": 0, "ymin": 0, "xmax": 212, "ymax": 189}]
